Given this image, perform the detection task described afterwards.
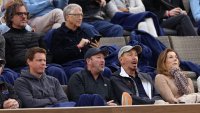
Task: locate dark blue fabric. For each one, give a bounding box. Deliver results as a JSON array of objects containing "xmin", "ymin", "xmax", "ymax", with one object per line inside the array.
[
  {"xmin": 47, "ymin": 101, "xmax": 76, "ymax": 107},
  {"xmin": 76, "ymin": 94, "xmax": 105, "ymax": 106},
  {"xmin": 180, "ymin": 61, "xmax": 200, "ymax": 77},
  {"xmin": 53, "ymin": 0, "xmax": 68, "ymax": 9},
  {"xmin": 62, "ymin": 59, "xmax": 85, "ymax": 80},
  {"xmin": 111, "ymin": 11, "xmax": 164, "ymax": 36},
  {"xmin": 46, "ymin": 64, "xmax": 68, "ymax": 85},
  {"xmin": 81, "ymin": 23, "xmax": 102, "ymax": 38},
  {"xmin": 197, "ymin": 20, "xmax": 200, "ymax": 35},
  {"xmin": 44, "ymin": 29, "xmax": 55, "ymax": 50},
  {"xmin": 87, "ymin": 20, "xmax": 124, "ymax": 37},
  {"xmin": 0, "ymin": 68, "xmax": 20, "ymax": 85},
  {"xmin": 100, "ymin": 45, "xmax": 120, "ymax": 72}
]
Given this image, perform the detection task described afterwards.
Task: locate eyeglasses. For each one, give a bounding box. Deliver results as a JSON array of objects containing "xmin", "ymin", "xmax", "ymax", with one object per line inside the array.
[
  {"xmin": 68, "ymin": 14, "xmax": 83, "ymax": 17},
  {"xmin": 15, "ymin": 12, "xmax": 29, "ymax": 16}
]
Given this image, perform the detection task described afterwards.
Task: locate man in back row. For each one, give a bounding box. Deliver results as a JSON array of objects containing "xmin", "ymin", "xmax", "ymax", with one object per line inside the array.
[{"xmin": 3, "ymin": 1, "xmax": 67, "ymax": 85}]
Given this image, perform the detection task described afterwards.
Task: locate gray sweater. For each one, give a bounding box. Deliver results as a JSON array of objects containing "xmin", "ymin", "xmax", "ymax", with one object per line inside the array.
[{"xmin": 14, "ymin": 70, "xmax": 68, "ymax": 108}]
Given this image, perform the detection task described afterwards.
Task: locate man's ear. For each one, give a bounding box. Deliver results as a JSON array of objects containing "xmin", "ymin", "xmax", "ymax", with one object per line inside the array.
[{"xmin": 27, "ymin": 59, "xmax": 31, "ymax": 65}]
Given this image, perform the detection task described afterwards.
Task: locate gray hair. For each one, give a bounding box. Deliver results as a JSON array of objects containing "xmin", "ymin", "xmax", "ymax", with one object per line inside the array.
[{"xmin": 63, "ymin": 4, "xmax": 82, "ymax": 20}]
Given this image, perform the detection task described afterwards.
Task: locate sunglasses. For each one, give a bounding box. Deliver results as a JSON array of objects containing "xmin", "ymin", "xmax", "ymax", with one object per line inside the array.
[{"xmin": 15, "ymin": 12, "xmax": 29, "ymax": 16}]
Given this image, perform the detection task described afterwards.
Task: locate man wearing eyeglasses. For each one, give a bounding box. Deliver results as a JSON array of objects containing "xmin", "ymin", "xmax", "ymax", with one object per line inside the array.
[
  {"xmin": 51, "ymin": 4, "xmax": 100, "ymax": 65},
  {"xmin": 69, "ymin": 0, "xmax": 124, "ymax": 37},
  {"xmin": 3, "ymin": 2, "xmax": 68, "ymax": 85}
]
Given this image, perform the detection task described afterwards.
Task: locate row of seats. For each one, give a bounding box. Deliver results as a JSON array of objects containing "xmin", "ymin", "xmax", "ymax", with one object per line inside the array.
[{"xmin": 99, "ymin": 36, "xmax": 200, "ymax": 92}]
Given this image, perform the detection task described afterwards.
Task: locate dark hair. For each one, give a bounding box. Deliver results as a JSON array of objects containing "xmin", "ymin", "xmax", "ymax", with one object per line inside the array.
[
  {"xmin": 156, "ymin": 48, "xmax": 180, "ymax": 76},
  {"xmin": 4, "ymin": 1, "xmax": 28, "ymax": 28},
  {"xmin": 25, "ymin": 47, "xmax": 46, "ymax": 61}
]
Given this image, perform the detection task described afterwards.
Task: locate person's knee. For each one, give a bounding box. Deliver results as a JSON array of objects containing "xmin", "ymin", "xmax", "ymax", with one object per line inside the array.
[
  {"xmin": 50, "ymin": 8, "xmax": 64, "ymax": 22},
  {"xmin": 51, "ymin": 8, "xmax": 63, "ymax": 15},
  {"xmin": 110, "ymin": 25, "xmax": 123, "ymax": 36}
]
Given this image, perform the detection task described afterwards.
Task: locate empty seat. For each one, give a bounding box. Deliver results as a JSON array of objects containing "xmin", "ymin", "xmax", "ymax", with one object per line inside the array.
[
  {"xmin": 99, "ymin": 37, "xmax": 126, "ymax": 48},
  {"xmin": 157, "ymin": 36, "xmax": 171, "ymax": 48},
  {"xmin": 170, "ymin": 36, "xmax": 200, "ymax": 64}
]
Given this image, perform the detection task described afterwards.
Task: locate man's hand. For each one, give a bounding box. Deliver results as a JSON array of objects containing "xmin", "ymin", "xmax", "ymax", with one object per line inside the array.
[
  {"xmin": 3, "ymin": 99, "xmax": 19, "ymax": 109},
  {"xmin": 106, "ymin": 100, "xmax": 117, "ymax": 106},
  {"xmin": 168, "ymin": 7, "xmax": 183, "ymax": 17},
  {"xmin": 118, "ymin": 7, "xmax": 129, "ymax": 12},
  {"xmin": 96, "ymin": 0, "xmax": 106, "ymax": 7},
  {"xmin": 77, "ymin": 38, "xmax": 90, "ymax": 49},
  {"xmin": 90, "ymin": 39, "xmax": 100, "ymax": 48}
]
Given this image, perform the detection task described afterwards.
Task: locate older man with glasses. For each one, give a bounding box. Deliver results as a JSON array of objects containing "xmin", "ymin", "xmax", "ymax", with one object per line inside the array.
[{"xmin": 50, "ymin": 4, "xmax": 100, "ymax": 64}]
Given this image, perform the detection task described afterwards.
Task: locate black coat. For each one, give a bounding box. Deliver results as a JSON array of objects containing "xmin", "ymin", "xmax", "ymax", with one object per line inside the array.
[
  {"xmin": 3, "ymin": 28, "xmax": 45, "ymax": 69},
  {"xmin": 0, "ymin": 81, "xmax": 21, "ymax": 108}
]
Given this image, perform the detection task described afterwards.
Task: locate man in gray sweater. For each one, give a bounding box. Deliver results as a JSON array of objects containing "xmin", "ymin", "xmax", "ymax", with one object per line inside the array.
[{"xmin": 14, "ymin": 47, "xmax": 73, "ymax": 108}]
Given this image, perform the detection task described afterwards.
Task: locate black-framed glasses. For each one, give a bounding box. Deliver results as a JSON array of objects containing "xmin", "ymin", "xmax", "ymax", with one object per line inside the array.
[
  {"xmin": 15, "ymin": 12, "xmax": 29, "ymax": 16},
  {"xmin": 68, "ymin": 14, "xmax": 83, "ymax": 17}
]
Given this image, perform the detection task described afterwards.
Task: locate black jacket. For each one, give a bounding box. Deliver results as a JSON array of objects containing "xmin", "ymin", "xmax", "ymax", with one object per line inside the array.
[
  {"xmin": 51, "ymin": 23, "xmax": 91, "ymax": 64},
  {"xmin": 67, "ymin": 69, "xmax": 115, "ymax": 103},
  {"xmin": 3, "ymin": 28, "xmax": 46, "ymax": 69},
  {"xmin": 0, "ymin": 81, "xmax": 21, "ymax": 108}
]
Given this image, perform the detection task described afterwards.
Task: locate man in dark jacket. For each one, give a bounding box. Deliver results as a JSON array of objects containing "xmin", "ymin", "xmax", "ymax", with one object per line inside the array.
[
  {"xmin": 0, "ymin": 58, "xmax": 21, "ymax": 109},
  {"xmin": 51, "ymin": 4, "xmax": 99, "ymax": 64},
  {"xmin": 3, "ymin": 1, "xmax": 68, "ymax": 85},
  {"xmin": 14, "ymin": 47, "xmax": 72, "ymax": 108},
  {"xmin": 68, "ymin": 48, "xmax": 117, "ymax": 106},
  {"xmin": 111, "ymin": 45, "xmax": 165, "ymax": 105}
]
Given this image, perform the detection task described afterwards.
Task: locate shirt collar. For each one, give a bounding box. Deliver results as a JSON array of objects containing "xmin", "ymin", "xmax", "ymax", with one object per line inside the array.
[{"xmin": 119, "ymin": 67, "xmax": 139, "ymax": 78}]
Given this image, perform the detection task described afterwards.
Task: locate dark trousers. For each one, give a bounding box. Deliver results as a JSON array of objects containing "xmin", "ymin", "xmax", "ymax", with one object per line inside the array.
[
  {"xmin": 86, "ymin": 20, "xmax": 124, "ymax": 37},
  {"xmin": 161, "ymin": 14, "xmax": 198, "ymax": 36}
]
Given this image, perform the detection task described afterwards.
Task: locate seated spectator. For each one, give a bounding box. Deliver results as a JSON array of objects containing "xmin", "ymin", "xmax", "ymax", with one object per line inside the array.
[
  {"xmin": 0, "ymin": 0, "xmax": 32, "ymax": 35},
  {"xmin": 0, "ymin": 58, "xmax": 21, "ymax": 109},
  {"xmin": 23, "ymin": 0, "xmax": 67, "ymax": 33},
  {"xmin": 14, "ymin": 47, "xmax": 74, "ymax": 108},
  {"xmin": 190, "ymin": 0, "xmax": 200, "ymax": 35},
  {"xmin": 3, "ymin": 1, "xmax": 68, "ymax": 85},
  {"xmin": 110, "ymin": 45, "xmax": 165, "ymax": 105},
  {"xmin": 67, "ymin": 48, "xmax": 117, "ymax": 106},
  {"xmin": 69, "ymin": 0, "xmax": 124, "ymax": 37},
  {"xmin": 155, "ymin": 48, "xmax": 200, "ymax": 104},
  {"xmin": 143, "ymin": 0, "xmax": 197, "ymax": 36},
  {"xmin": 107, "ymin": 0, "xmax": 164, "ymax": 37},
  {"xmin": 51, "ymin": 4, "xmax": 99, "ymax": 64}
]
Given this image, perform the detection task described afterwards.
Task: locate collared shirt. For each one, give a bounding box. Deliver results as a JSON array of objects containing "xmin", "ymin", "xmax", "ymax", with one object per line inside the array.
[
  {"xmin": 51, "ymin": 23, "xmax": 91, "ymax": 64},
  {"xmin": 119, "ymin": 67, "xmax": 148, "ymax": 97}
]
